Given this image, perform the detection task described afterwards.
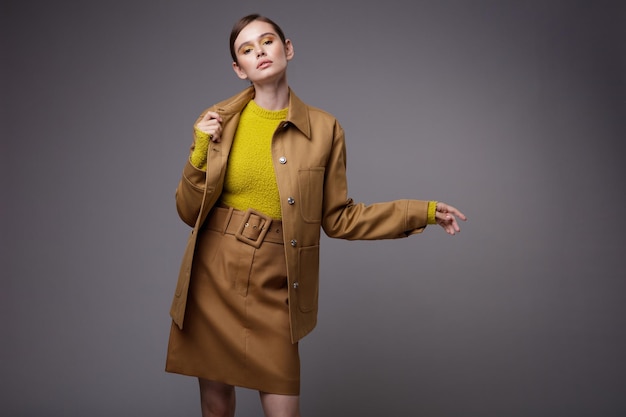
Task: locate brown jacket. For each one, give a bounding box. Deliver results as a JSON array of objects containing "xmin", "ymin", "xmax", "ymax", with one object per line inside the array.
[{"xmin": 170, "ymin": 86, "xmax": 430, "ymax": 342}]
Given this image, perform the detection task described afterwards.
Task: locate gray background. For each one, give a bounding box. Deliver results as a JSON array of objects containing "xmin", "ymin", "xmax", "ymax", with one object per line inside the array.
[{"xmin": 2, "ymin": 0, "xmax": 625, "ymax": 416}]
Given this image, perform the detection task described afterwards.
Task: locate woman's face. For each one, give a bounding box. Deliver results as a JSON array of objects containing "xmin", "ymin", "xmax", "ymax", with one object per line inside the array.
[{"xmin": 231, "ymin": 20, "xmax": 293, "ymax": 84}]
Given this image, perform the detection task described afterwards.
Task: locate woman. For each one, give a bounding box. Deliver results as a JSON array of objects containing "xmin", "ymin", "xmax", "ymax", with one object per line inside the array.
[{"xmin": 166, "ymin": 14, "xmax": 466, "ymax": 417}]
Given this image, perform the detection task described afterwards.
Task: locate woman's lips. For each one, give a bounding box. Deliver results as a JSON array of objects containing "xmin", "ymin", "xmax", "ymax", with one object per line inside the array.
[{"xmin": 257, "ymin": 59, "xmax": 272, "ymax": 69}]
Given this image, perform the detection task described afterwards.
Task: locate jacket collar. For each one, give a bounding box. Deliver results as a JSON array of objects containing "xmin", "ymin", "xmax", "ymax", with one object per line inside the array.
[
  {"xmin": 285, "ymin": 89, "xmax": 311, "ymax": 139},
  {"xmin": 215, "ymin": 86, "xmax": 311, "ymax": 139}
]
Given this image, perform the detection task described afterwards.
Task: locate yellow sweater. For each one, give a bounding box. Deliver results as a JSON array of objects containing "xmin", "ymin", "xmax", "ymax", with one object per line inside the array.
[{"xmin": 191, "ymin": 100, "xmax": 286, "ymax": 219}]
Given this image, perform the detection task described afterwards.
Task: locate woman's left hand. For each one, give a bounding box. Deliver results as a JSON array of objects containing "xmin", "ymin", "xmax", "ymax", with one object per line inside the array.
[{"xmin": 434, "ymin": 202, "xmax": 467, "ymax": 235}]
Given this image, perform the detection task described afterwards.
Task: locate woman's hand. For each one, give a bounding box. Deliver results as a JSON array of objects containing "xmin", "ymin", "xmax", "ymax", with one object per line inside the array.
[
  {"xmin": 195, "ymin": 111, "xmax": 223, "ymax": 143},
  {"xmin": 435, "ymin": 202, "xmax": 467, "ymax": 235}
]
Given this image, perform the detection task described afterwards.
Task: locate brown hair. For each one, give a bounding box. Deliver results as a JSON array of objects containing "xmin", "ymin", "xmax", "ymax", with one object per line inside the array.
[{"xmin": 229, "ymin": 14, "xmax": 287, "ymax": 63}]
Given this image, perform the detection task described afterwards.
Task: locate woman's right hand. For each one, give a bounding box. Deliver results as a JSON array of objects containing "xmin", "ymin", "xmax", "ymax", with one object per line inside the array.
[{"xmin": 195, "ymin": 111, "xmax": 223, "ymax": 142}]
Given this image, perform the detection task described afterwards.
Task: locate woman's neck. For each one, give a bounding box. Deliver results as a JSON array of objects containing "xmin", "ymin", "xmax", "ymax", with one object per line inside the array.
[{"xmin": 252, "ymin": 79, "xmax": 289, "ymax": 110}]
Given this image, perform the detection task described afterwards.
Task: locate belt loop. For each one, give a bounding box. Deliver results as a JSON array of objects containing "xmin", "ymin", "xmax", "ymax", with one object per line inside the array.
[{"xmin": 221, "ymin": 206, "xmax": 234, "ymax": 235}]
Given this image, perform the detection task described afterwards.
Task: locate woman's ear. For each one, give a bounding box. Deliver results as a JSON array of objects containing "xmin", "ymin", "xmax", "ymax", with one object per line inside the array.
[
  {"xmin": 232, "ymin": 61, "xmax": 248, "ymax": 80},
  {"xmin": 284, "ymin": 39, "xmax": 294, "ymax": 61}
]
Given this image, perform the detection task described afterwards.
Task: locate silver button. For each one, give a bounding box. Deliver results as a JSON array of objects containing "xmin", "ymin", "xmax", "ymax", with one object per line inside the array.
[
  {"xmin": 293, "ymin": 282, "xmax": 299, "ymax": 289},
  {"xmin": 290, "ymin": 239, "xmax": 297, "ymax": 247},
  {"xmin": 283, "ymin": 122, "xmax": 290, "ymax": 129},
  {"xmin": 287, "ymin": 197, "xmax": 295, "ymax": 205},
  {"xmin": 279, "ymin": 156, "xmax": 287, "ymax": 164}
]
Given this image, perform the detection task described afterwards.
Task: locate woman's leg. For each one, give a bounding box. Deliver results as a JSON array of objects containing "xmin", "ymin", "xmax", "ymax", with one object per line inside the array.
[
  {"xmin": 198, "ymin": 378, "xmax": 236, "ymax": 417},
  {"xmin": 259, "ymin": 392, "xmax": 301, "ymax": 417}
]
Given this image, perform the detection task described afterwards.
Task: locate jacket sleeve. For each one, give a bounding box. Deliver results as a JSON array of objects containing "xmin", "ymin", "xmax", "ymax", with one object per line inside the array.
[
  {"xmin": 321, "ymin": 122, "xmax": 429, "ymax": 240},
  {"xmin": 175, "ymin": 111, "xmax": 212, "ymax": 227}
]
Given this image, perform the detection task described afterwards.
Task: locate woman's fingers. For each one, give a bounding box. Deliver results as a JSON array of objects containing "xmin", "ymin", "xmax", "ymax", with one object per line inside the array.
[
  {"xmin": 446, "ymin": 205, "xmax": 467, "ymax": 221},
  {"xmin": 436, "ymin": 214, "xmax": 459, "ymax": 234},
  {"xmin": 196, "ymin": 112, "xmax": 223, "ymax": 142},
  {"xmin": 201, "ymin": 111, "xmax": 222, "ymax": 122},
  {"xmin": 435, "ymin": 202, "xmax": 467, "ymax": 235},
  {"xmin": 437, "ymin": 202, "xmax": 467, "ymax": 221}
]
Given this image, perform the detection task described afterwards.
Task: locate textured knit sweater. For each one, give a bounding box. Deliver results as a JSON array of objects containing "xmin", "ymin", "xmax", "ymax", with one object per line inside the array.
[{"xmin": 191, "ymin": 100, "xmax": 287, "ymax": 219}]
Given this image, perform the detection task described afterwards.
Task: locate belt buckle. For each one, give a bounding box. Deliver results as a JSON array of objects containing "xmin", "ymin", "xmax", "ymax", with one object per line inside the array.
[{"xmin": 235, "ymin": 208, "xmax": 272, "ymax": 249}]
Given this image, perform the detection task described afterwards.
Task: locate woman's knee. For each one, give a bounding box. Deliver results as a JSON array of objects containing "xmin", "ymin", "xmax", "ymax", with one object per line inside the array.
[
  {"xmin": 198, "ymin": 378, "xmax": 236, "ymax": 417},
  {"xmin": 259, "ymin": 391, "xmax": 301, "ymax": 417}
]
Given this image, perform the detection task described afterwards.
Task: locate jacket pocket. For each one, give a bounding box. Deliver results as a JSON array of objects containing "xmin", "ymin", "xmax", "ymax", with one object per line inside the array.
[
  {"xmin": 297, "ymin": 245, "xmax": 320, "ymax": 313},
  {"xmin": 298, "ymin": 168, "xmax": 325, "ymax": 223}
]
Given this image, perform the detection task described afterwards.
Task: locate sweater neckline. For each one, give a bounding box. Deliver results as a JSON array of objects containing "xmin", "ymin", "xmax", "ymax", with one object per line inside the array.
[{"xmin": 247, "ymin": 99, "xmax": 288, "ymax": 120}]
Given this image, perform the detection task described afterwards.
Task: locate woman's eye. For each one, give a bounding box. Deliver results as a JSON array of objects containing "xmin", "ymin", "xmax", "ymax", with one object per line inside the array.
[
  {"xmin": 243, "ymin": 48, "xmax": 252, "ymax": 54},
  {"xmin": 263, "ymin": 39, "xmax": 273, "ymax": 45}
]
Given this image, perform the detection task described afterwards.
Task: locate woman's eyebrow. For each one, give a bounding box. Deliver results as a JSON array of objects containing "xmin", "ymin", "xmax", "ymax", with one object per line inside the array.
[{"xmin": 237, "ymin": 32, "xmax": 276, "ymax": 51}]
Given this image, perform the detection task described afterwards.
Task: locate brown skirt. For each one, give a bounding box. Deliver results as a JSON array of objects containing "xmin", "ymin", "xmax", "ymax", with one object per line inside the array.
[{"xmin": 165, "ymin": 207, "xmax": 300, "ymax": 395}]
